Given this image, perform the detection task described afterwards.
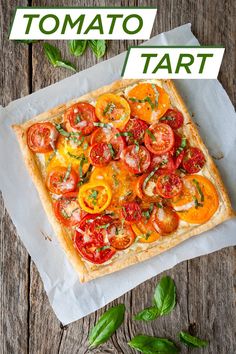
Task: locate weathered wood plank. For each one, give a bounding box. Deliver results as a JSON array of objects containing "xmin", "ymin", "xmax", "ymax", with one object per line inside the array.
[{"xmin": 0, "ymin": 1, "xmax": 30, "ymax": 353}]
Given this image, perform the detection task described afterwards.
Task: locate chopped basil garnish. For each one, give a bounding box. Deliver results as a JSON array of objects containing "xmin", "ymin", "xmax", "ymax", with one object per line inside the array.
[
  {"xmin": 112, "ymin": 174, "xmax": 119, "ymax": 187},
  {"xmin": 46, "ymin": 149, "xmax": 57, "ymax": 167},
  {"xmin": 107, "ymin": 143, "xmax": 115, "ymax": 158},
  {"xmin": 82, "ymin": 142, "xmax": 88, "ymax": 150},
  {"xmin": 176, "ymin": 137, "xmax": 187, "ymax": 156},
  {"xmin": 146, "ymin": 129, "xmax": 156, "ymax": 141},
  {"xmin": 134, "ymin": 141, "xmax": 140, "ymax": 152},
  {"xmin": 88, "ymin": 189, "xmax": 98, "ymax": 205},
  {"xmin": 142, "ymin": 203, "xmax": 154, "ymax": 220},
  {"xmin": 61, "ymin": 209, "xmax": 70, "ymax": 219},
  {"xmin": 193, "ymin": 196, "xmax": 203, "ymax": 208},
  {"xmin": 193, "ymin": 178, "xmax": 204, "ymax": 202},
  {"xmin": 97, "ymin": 223, "xmax": 111, "ymax": 230},
  {"xmin": 103, "ymin": 102, "xmax": 116, "ymax": 115},
  {"xmin": 96, "ymin": 245, "xmax": 111, "ymax": 253},
  {"xmin": 75, "ymin": 114, "xmax": 81, "ymax": 123},
  {"xmin": 63, "ymin": 163, "xmax": 72, "ymax": 182},
  {"xmin": 93, "ymin": 122, "xmax": 111, "ymax": 128},
  {"xmin": 55, "ymin": 123, "xmax": 70, "ymax": 137},
  {"xmin": 160, "ymin": 115, "xmax": 175, "ymax": 122},
  {"xmin": 129, "ymin": 96, "xmax": 155, "ymax": 110},
  {"xmin": 151, "ymin": 83, "xmax": 159, "ymax": 107},
  {"xmin": 115, "ymin": 131, "xmax": 133, "ymax": 138},
  {"xmin": 143, "ymin": 167, "xmax": 159, "ymax": 189}
]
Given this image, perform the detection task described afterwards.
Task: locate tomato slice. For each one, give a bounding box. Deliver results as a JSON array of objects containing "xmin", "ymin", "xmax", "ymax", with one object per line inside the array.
[
  {"xmin": 89, "ymin": 142, "xmax": 112, "ymax": 166},
  {"xmin": 156, "ymin": 173, "xmax": 183, "ymax": 198},
  {"xmin": 90, "ymin": 127, "xmax": 125, "ymax": 160},
  {"xmin": 182, "ymin": 147, "xmax": 206, "ymax": 173},
  {"xmin": 122, "ymin": 145, "xmax": 150, "ymax": 174},
  {"xmin": 148, "ymin": 153, "xmax": 176, "ymax": 174},
  {"xmin": 64, "ymin": 102, "xmax": 97, "ymax": 135},
  {"xmin": 27, "ymin": 122, "xmax": 58, "ymax": 153},
  {"xmin": 106, "ymin": 220, "xmax": 135, "ymax": 250},
  {"xmin": 78, "ymin": 181, "xmax": 112, "ymax": 214},
  {"xmin": 46, "ymin": 166, "xmax": 78, "ymax": 194},
  {"xmin": 159, "ymin": 108, "xmax": 184, "ymax": 130},
  {"xmin": 171, "ymin": 175, "xmax": 219, "ymax": 224},
  {"xmin": 54, "ymin": 192, "xmax": 84, "ymax": 227},
  {"xmin": 144, "ymin": 123, "xmax": 174, "ymax": 155},
  {"xmin": 95, "ymin": 93, "xmax": 130, "ymax": 128},
  {"xmin": 123, "ymin": 118, "xmax": 149, "ymax": 145},
  {"xmin": 121, "ymin": 202, "xmax": 142, "ymax": 223},
  {"xmin": 152, "ymin": 206, "xmax": 179, "ymax": 234},
  {"xmin": 136, "ymin": 173, "xmax": 160, "ymax": 203},
  {"xmin": 127, "ymin": 83, "xmax": 170, "ymax": 124}
]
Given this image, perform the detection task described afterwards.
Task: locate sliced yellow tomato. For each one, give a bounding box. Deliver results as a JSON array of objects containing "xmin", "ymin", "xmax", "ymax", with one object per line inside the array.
[
  {"xmin": 171, "ymin": 175, "xmax": 219, "ymax": 224},
  {"xmin": 90, "ymin": 161, "xmax": 137, "ymax": 210},
  {"xmin": 45, "ymin": 135, "xmax": 90, "ymax": 176},
  {"xmin": 95, "ymin": 93, "xmax": 130, "ymax": 128},
  {"xmin": 127, "ymin": 83, "xmax": 170, "ymax": 124},
  {"xmin": 78, "ymin": 181, "xmax": 112, "ymax": 214},
  {"xmin": 132, "ymin": 221, "xmax": 160, "ymax": 243}
]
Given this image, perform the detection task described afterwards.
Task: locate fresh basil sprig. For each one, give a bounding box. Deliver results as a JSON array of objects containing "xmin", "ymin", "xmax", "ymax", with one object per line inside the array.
[
  {"xmin": 179, "ymin": 331, "xmax": 208, "ymax": 348},
  {"xmin": 134, "ymin": 276, "xmax": 176, "ymax": 321},
  {"xmin": 128, "ymin": 335, "xmax": 180, "ymax": 353},
  {"xmin": 43, "ymin": 43, "xmax": 76, "ymax": 72},
  {"xmin": 88, "ymin": 40, "xmax": 106, "ymax": 59},
  {"xmin": 89, "ymin": 304, "xmax": 125, "ymax": 348},
  {"xmin": 68, "ymin": 40, "xmax": 87, "ymax": 56}
]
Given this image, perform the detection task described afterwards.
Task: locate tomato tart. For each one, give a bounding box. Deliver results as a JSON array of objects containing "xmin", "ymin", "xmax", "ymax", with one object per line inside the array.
[{"xmin": 13, "ymin": 79, "xmax": 235, "ymax": 282}]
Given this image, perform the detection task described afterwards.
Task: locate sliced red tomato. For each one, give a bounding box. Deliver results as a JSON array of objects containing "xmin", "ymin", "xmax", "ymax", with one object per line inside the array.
[
  {"xmin": 148, "ymin": 153, "xmax": 176, "ymax": 174},
  {"xmin": 144, "ymin": 123, "xmax": 174, "ymax": 155},
  {"xmin": 90, "ymin": 127, "xmax": 125, "ymax": 160},
  {"xmin": 46, "ymin": 166, "xmax": 78, "ymax": 194},
  {"xmin": 159, "ymin": 108, "xmax": 184, "ymax": 130},
  {"xmin": 64, "ymin": 102, "xmax": 97, "ymax": 135},
  {"xmin": 54, "ymin": 192, "xmax": 84, "ymax": 227},
  {"xmin": 27, "ymin": 122, "xmax": 58, "ymax": 153},
  {"xmin": 123, "ymin": 118, "xmax": 149, "ymax": 145},
  {"xmin": 136, "ymin": 172, "xmax": 160, "ymax": 203},
  {"xmin": 88, "ymin": 142, "xmax": 112, "ymax": 166},
  {"xmin": 106, "ymin": 220, "xmax": 135, "ymax": 250},
  {"xmin": 156, "ymin": 173, "xmax": 183, "ymax": 199},
  {"xmin": 74, "ymin": 214, "xmax": 116, "ymax": 264},
  {"xmin": 121, "ymin": 202, "xmax": 142, "ymax": 223},
  {"xmin": 152, "ymin": 206, "xmax": 179, "ymax": 234},
  {"xmin": 122, "ymin": 145, "xmax": 150, "ymax": 174},
  {"xmin": 182, "ymin": 147, "xmax": 206, "ymax": 173}
]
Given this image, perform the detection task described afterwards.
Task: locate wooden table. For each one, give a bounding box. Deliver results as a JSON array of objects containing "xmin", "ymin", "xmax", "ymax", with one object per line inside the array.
[{"xmin": 0, "ymin": 1, "xmax": 235, "ymax": 353}]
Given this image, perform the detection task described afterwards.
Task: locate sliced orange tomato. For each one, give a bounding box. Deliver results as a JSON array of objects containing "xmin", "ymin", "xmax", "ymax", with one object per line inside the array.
[
  {"xmin": 132, "ymin": 220, "xmax": 160, "ymax": 243},
  {"xmin": 95, "ymin": 93, "xmax": 130, "ymax": 128},
  {"xmin": 127, "ymin": 83, "xmax": 170, "ymax": 124},
  {"xmin": 171, "ymin": 175, "xmax": 219, "ymax": 224},
  {"xmin": 78, "ymin": 181, "xmax": 112, "ymax": 214}
]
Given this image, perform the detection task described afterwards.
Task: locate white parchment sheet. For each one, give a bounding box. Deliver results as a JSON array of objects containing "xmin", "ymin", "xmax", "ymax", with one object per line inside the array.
[{"xmin": 0, "ymin": 24, "xmax": 235, "ymax": 325}]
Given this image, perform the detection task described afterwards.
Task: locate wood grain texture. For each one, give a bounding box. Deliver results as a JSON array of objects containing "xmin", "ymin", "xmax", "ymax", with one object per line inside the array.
[{"xmin": 0, "ymin": 0, "xmax": 235, "ymax": 353}]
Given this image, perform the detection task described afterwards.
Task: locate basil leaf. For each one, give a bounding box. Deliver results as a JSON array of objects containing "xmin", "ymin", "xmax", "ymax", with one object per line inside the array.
[
  {"xmin": 179, "ymin": 331, "xmax": 208, "ymax": 348},
  {"xmin": 128, "ymin": 335, "xmax": 180, "ymax": 353},
  {"xmin": 134, "ymin": 306, "xmax": 160, "ymax": 321},
  {"xmin": 68, "ymin": 40, "xmax": 87, "ymax": 56},
  {"xmin": 153, "ymin": 276, "xmax": 176, "ymax": 316},
  {"xmin": 43, "ymin": 43, "xmax": 76, "ymax": 72},
  {"xmin": 43, "ymin": 43, "xmax": 61, "ymax": 66},
  {"xmin": 89, "ymin": 40, "xmax": 106, "ymax": 59},
  {"xmin": 55, "ymin": 60, "xmax": 76, "ymax": 72},
  {"xmin": 89, "ymin": 304, "xmax": 125, "ymax": 348}
]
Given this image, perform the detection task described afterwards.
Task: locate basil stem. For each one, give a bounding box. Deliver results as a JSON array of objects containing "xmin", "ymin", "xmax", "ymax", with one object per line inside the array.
[
  {"xmin": 179, "ymin": 331, "xmax": 208, "ymax": 348},
  {"xmin": 89, "ymin": 304, "xmax": 125, "ymax": 348},
  {"xmin": 128, "ymin": 335, "xmax": 180, "ymax": 353}
]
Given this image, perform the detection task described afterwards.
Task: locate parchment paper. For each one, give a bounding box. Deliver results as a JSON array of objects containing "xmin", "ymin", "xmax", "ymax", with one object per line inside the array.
[{"xmin": 0, "ymin": 24, "xmax": 235, "ymax": 325}]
